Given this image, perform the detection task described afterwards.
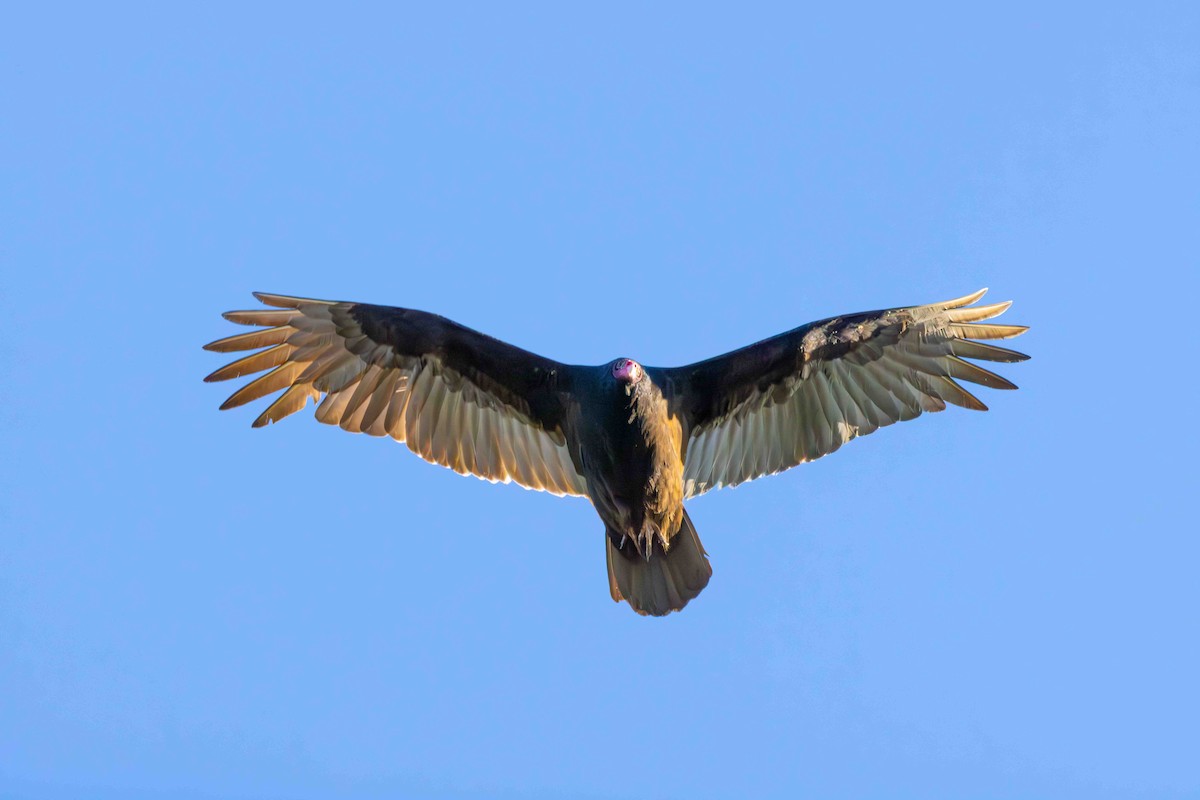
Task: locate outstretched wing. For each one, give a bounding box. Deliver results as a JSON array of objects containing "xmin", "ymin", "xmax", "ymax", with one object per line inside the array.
[
  {"xmin": 650, "ymin": 289, "xmax": 1028, "ymax": 498},
  {"xmin": 204, "ymin": 293, "xmax": 588, "ymax": 497}
]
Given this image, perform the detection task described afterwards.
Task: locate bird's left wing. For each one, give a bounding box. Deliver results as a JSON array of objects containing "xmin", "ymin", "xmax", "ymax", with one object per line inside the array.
[
  {"xmin": 204, "ymin": 293, "xmax": 588, "ymax": 497},
  {"xmin": 649, "ymin": 289, "xmax": 1029, "ymax": 498}
]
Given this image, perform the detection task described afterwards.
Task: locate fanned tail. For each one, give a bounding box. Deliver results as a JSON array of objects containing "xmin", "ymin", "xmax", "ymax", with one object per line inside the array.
[{"xmin": 605, "ymin": 508, "xmax": 712, "ymax": 616}]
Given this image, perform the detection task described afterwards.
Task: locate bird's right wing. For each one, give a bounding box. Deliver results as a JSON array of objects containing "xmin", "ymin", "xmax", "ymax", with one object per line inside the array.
[
  {"xmin": 204, "ymin": 293, "xmax": 588, "ymax": 497},
  {"xmin": 651, "ymin": 289, "xmax": 1028, "ymax": 498}
]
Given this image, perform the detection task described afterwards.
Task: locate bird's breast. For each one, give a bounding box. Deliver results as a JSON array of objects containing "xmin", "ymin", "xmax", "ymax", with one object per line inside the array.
[{"xmin": 573, "ymin": 381, "xmax": 686, "ymax": 549}]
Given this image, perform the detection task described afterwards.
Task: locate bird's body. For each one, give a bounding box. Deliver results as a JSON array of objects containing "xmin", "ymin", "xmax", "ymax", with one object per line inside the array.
[
  {"xmin": 566, "ymin": 366, "xmax": 709, "ymax": 613},
  {"xmin": 574, "ymin": 365, "xmax": 684, "ymax": 554},
  {"xmin": 205, "ymin": 289, "xmax": 1028, "ymax": 615}
]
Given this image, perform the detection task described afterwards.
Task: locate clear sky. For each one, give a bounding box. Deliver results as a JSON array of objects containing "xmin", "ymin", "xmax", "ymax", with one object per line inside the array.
[{"xmin": 3, "ymin": 4, "xmax": 1198, "ymax": 799}]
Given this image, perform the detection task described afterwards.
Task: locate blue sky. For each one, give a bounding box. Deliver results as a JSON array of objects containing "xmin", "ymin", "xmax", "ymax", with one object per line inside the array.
[{"xmin": 3, "ymin": 4, "xmax": 1198, "ymax": 798}]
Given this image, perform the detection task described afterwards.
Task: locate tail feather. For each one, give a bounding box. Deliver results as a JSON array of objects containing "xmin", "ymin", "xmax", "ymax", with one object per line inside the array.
[{"xmin": 606, "ymin": 508, "xmax": 712, "ymax": 616}]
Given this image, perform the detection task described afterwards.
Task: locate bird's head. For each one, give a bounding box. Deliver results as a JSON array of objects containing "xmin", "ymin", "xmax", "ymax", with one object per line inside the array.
[{"xmin": 611, "ymin": 358, "xmax": 644, "ymax": 385}]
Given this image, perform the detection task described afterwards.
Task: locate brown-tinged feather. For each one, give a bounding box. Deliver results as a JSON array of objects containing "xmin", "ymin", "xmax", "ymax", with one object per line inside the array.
[
  {"xmin": 204, "ymin": 344, "xmax": 295, "ymax": 383},
  {"xmin": 945, "ymin": 356, "xmax": 1018, "ymax": 390},
  {"xmin": 219, "ymin": 362, "xmax": 306, "ymax": 410},
  {"xmin": 315, "ymin": 378, "xmax": 360, "ymax": 425},
  {"xmin": 931, "ymin": 287, "xmax": 989, "ymax": 310},
  {"xmin": 343, "ymin": 365, "xmax": 387, "ymax": 421},
  {"xmin": 252, "ymin": 292, "xmax": 336, "ymax": 309},
  {"xmin": 948, "ymin": 322, "xmax": 1029, "ymax": 340},
  {"xmin": 945, "ymin": 300, "xmax": 1013, "ymax": 323},
  {"xmin": 252, "ymin": 383, "xmax": 313, "ymax": 428},
  {"xmin": 203, "ymin": 326, "xmax": 291, "ymax": 353},
  {"xmin": 360, "ymin": 369, "xmax": 401, "ymax": 434},
  {"xmin": 933, "ymin": 376, "xmax": 988, "ymax": 411},
  {"xmin": 950, "ymin": 340, "xmax": 1031, "ymax": 363},
  {"xmin": 221, "ymin": 309, "xmax": 299, "ymax": 327}
]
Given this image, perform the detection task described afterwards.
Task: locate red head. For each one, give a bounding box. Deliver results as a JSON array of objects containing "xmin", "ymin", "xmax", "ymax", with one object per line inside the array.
[{"xmin": 612, "ymin": 358, "xmax": 643, "ymax": 384}]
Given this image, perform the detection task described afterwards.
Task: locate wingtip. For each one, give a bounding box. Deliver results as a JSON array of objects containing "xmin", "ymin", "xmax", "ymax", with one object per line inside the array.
[
  {"xmin": 945, "ymin": 299, "xmax": 1015, "ymax": 324},
  {"xmin": 964, "ymin": 391, "xmax": 990, "ymax": 412},
  {"xmin": 253, "ymin": 291, "xmax": 292, "ymax": 308},
  {"xmin": 939, "ymin": 287, "xmax": 989, "ymax": 310},
  {"xmin": 253, "ymin": 292, "xmax": 336, "ymax": 308}
]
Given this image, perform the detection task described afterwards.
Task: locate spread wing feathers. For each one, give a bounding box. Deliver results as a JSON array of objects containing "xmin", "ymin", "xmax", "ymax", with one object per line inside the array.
[
  {"xmin": 676, "ymin": 289, "xmax": 1028, "ymax": 497},
  {"xmin": 204, "ymin": 293, "xmax": 588, "ymax": 497}
]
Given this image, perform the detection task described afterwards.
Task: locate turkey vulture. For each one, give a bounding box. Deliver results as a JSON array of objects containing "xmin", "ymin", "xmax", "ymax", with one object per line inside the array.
[{"xmin": 204, "ymin": 288, "xmax": 1027, "ymax": 616}]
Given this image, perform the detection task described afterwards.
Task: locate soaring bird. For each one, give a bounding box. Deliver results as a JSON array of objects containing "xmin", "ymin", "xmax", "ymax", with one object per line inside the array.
[{"xmin": 204, "ymin": 289, "xmax": 1027, "ymax": 616}]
